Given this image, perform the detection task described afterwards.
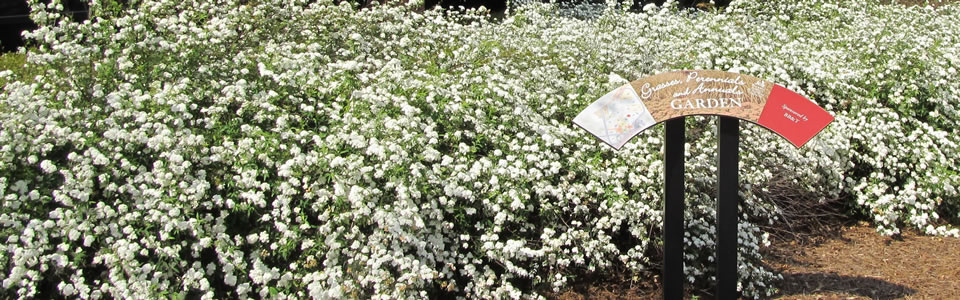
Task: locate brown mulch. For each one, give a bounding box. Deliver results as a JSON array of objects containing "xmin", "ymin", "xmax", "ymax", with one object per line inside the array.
[
  {"xmin": 767, "ymin": 222, "xmax": 960, "ymax": 299},
  {"xmin": 545, "ymin": 274, "xmax": 663, "ymax": 300},
  {"xmin": 546, "ymin": 223, "xmax": 960, "ymax": 299}
]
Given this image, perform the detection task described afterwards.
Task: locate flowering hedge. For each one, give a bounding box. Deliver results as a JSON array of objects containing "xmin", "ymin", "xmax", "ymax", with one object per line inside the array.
[{"xmin": 1, "ymin": 0, "xmax": 958, "ymax": 298}]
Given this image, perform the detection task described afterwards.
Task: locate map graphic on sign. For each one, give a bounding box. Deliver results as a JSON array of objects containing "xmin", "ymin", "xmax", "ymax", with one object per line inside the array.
[
  {"xmin": 573, "ymin": 84, "xmax": 656, "ymax": 149},
  {"xmin": 574, "ymin": 70, "xmax": 834, "ymax": 149}
]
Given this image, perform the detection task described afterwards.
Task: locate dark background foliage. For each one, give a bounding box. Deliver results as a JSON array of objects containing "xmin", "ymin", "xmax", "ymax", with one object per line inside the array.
[
  {"xmin": 0, "ymin": 0, "xmax": 731, "ymax": 53},
  {"xmin": 1, "ymin": 0, "xmax": 89, "ymax": 52}
]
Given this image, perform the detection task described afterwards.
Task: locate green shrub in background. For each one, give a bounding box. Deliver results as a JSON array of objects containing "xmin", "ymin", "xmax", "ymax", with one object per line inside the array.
[
  {"xmin": 0, "ymin": 52, "xmax": 36, "ymax": 87},
  {"xmin": 1, "ymin": 0, "xmax": 958, "ymax": 298}
]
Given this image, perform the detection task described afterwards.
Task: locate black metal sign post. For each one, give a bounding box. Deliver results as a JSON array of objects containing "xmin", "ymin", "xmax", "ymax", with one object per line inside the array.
[
  {"xmin": 716, "ymin": 116, "xmax": 740, "ymax": 299},
  {"xmin": 663, "ymin": 118, "xmax": 686, "ymax": 299},
  {"xmin": 663, "ymin": 117, "xmax": 740, "ymax": 300}
]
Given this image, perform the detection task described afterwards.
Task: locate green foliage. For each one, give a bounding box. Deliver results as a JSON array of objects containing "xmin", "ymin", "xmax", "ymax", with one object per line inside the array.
[{"xmin": 0, "ymin": 52, "xmax": 40, "ymax": 87}]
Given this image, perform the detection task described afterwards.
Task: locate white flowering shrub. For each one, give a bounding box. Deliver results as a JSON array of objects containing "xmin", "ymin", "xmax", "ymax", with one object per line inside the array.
[{"xmin": 1, "ymin": 0, "xmax": 958, "ymax": 298}]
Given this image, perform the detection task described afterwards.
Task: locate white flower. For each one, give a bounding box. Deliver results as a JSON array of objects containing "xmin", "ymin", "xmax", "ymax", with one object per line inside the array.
[{"xmin": 224, "ymin": 274, "xmax": 237, "ymax": 287}]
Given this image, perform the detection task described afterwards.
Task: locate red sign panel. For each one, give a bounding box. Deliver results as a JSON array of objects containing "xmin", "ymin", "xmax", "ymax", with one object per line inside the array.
[{"xmin": 757, "ymin": 85, "xmax": 834, "ymax": 148}]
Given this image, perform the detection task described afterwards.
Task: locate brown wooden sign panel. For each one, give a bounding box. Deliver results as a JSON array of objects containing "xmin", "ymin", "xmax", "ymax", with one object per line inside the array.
[{"xmin": 574, "ymin": 70, "xmax": 834, "ymax": 149}]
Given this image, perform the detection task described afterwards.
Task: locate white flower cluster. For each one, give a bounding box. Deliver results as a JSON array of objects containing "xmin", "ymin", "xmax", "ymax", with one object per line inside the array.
[{"xmin": 1, "ymin": 0, "xmax": 958, "ymax": 298}]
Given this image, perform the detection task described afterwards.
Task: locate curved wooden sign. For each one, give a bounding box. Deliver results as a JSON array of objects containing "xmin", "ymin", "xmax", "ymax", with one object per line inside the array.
[{"xmin": 574, "ymin": 70, "xmax": 834, "ymax": 149}]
